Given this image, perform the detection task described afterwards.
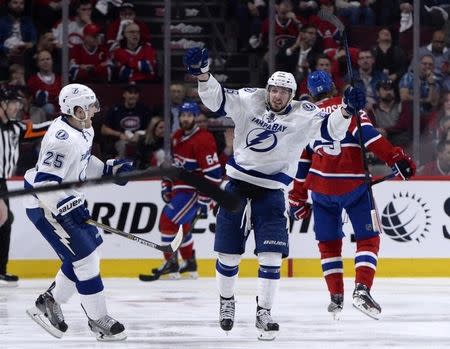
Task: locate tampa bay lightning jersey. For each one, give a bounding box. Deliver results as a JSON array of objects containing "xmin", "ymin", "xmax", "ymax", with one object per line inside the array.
[
  {"xmin": 197, "ymin": 75, "xmax": 352, "ymax": 189},
  {"xmin": 24, "ymin": 116, "xmax": 104, "ymax": 214}
]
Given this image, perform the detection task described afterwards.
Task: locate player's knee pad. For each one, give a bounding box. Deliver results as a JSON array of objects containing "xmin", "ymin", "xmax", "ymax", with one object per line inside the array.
[
  {"xmin": 217, "ymin": 253, "xmax": 241, "ymax": 267},
  {"xmin": 318, "ymin": 239, "xmax": 343, "ymax": 256},
  {"xmin": 356, "ymin": 235, "xmax": 380, "ymax": 254},
  {"xmin": 72, "ymin": 250, "xmax": 100, "ymax": 281}
]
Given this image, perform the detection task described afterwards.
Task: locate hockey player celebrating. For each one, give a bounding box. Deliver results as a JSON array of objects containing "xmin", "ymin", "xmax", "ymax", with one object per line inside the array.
[
  {"xmin": 183, "ymin": 47, "xmax": 366, "ymax": 340},
  {"xmin": 289, "ymin": 71, "xmax": 416, "ymax": 320},
  {"xmin": 139, "ymin": 101, "xmax": 222, "ymax": 281},
  {"xmin": 24, "ymin": 83, "xmax": 133, "ymax": 341}
]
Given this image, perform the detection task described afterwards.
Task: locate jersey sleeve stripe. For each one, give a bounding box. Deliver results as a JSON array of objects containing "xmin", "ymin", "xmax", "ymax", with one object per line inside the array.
[{"xmin": 320, "ymin": 115, "xmax": 333, "ymax": 141}]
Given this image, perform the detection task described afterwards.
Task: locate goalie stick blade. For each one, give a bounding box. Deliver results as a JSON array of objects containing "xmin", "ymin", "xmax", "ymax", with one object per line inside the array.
[
  {"xmin": 26, "ymin": 307, "xmax": 65, "ymax": 339},
  {"xmin": 317, "ymin": 9, "xmax": 345, "ymax": 32}
]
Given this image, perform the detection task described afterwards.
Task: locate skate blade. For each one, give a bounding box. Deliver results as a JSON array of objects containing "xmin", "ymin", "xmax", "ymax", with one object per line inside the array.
[
  {"xmin": 26, "ymin": 307, "xmax": 64, "ymax": 339},
  {"xmin": 96, "ymin": 331, "xmax": 127, "ymax": 341},
  {"xmin": 0, "ymin": 280, "xmax": 18, "ymax": 287},
  {"xmin": 180, "ymin": 271, "xmax": 198, "ymax": 279},
  {"xmin": 257, "ymin": 329, "xmax": 277, "ymax": 341},
  {"xmin": 352, "ymin": 302, "xmax": 380, "ymax": 320}
]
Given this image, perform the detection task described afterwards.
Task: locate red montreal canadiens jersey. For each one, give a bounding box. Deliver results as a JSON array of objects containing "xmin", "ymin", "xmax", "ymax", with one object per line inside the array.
[
  {"xmin": 294, "ymin": 96, "xmax": 397, "ymax": 196},
  {"xmin": 112, "ymin": 43, "xmax": 157, "ymax": 82},
  {"xmin": 171, "ymin": 126, "xmax": 222, "ymax": 191}
]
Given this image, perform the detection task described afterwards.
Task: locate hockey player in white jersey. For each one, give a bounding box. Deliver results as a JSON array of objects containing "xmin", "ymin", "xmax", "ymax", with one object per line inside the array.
[
  {"xmin": 184, "ymin": 47, "xmax": 366, "ymax": 340},
  {"xmin": 23, "ymin": 84, "xmax": 133, "ymax": 341}
]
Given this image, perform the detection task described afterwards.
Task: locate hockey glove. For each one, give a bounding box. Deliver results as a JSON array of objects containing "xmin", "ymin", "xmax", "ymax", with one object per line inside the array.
[
  {"xmin": 197, "ymin": 195, "xmax": 213, "ymax": 218},
  {"xmin": 342, "ymin": 86, "xmax": 366, "ymax": 116},
  {"xmin": 55, "ymin": 196, "xmax": 91, "ymax": 232},
  {"xmin": 288, "ymin": 189, "xmax": 311, "ymax": 220},
  {"xmin": 183, "ymin": 47, "xmax": 209, "ymax": 76},
  {"xmin": 103, "ymin": 159, "xmax": 134, "ymax": 186},
  {"xmin": 161, "ymin": 179, "xmax": 173, "ymax": 203},
  {"xmin": 389, "ymin": 147, "xmax": 416, "ymax": 180}
]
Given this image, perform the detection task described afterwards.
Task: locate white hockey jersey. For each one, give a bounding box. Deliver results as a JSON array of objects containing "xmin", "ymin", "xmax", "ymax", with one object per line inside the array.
[
  {"xmin": 24, "ymin": 116, "xmax": 104, "ymax": 214},
  {"xmin": 198, "ymin": 75, "xmax": 351, "ymax": 189}
]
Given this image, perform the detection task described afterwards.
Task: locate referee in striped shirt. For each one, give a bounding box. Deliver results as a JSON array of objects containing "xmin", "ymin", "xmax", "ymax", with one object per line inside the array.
[{"xmin": 0, "ymin": 88, "xmax": 50, "ymax": 286}]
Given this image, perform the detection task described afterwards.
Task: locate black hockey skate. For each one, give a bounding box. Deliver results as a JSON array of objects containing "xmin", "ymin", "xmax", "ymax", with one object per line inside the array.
[
  {"xmin": 26, "ymin": 282, "xmax": 68, "ymax": 338},
  {"xmin": 255, "ymin": 298, "xmax": 279, "ymax": 341},
  {"xmin": 0, "ymin": 273, "xmax": 18, "ymax": 287},
  {"xmin": 219, "ymin": 295, "xmax": 235, "ymax": 332},
  {"xmin": 88, "ymin": 314, "xmax": 127, "ymax": 341},
  {"xmin": 139, "ymin": 254, "xmax": 180, "ymax": 281},
  {"xmin": 352, "ymin": 283, "xmax": 381, "ymax": 320},
  {"xmin": 327, "ymin": 294, "xmax": 344, "ymax": 320},
  {"xmin": 179, "ymin": 250, "xmax": 198, "ymax": 279}
]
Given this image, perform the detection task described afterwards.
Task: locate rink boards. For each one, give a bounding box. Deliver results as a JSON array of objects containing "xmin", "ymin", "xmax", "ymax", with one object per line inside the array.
[{"xmin": 6, "ymin": 178, "xmax": 450, "ymax": 277}]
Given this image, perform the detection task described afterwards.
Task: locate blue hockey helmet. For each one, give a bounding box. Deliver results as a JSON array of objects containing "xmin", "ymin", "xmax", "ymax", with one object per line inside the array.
[
  {"xmin": 307, "ymin": 70, "xmax": 333, "ymax": 97},
  {"xmin": 179, "ymin": 101, "xmax": 200, "ymax": 116}
]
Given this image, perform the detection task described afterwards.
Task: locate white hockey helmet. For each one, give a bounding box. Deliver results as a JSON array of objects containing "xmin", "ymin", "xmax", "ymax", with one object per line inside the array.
[
  {"xmin": 58, "ymin": 83, "xmax": 99, "ymax": 117},
  {"xmin": 266, "ymin": 71, "xmax": 297, "ymax": 113}
]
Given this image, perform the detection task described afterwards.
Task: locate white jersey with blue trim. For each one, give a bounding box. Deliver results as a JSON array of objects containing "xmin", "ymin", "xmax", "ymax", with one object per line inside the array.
[
  {"xmin": 198, "ymin": 75, "xmax": 352, "ymax": 189},
  {"xmin": 24, "ymin": 115, "xmax": 104, "ymax": 214}
]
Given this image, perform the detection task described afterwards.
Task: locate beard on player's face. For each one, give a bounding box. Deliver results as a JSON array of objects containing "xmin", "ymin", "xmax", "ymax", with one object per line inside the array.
[{"xmin": 180, "ymin": 116, "xmax": 196, "ymax": 131}]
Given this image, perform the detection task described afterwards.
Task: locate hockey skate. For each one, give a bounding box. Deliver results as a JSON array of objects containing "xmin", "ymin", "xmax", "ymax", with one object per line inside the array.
[
  {"xmin": 352, "ymin": 283, "xmax": 381, "ymax": 320},
  {"xmin": 179, "ymin": 250, "xmax": 198, "ymax": 279},
  {"xmin": 88, "ymin": 314, "xmax": 127, "ymax": 341},
  {"xmin": 219, "ymin": 295, "xmax": 235, "ymax": 332},
  {"xmin": 0, "ymin": 273, "xmax": 18, "ymax": 287},
  {"xmin": 139, "ymin": 254, "xmax": 180, "ymax": 281},
  {"xmin": 255, "ymin": 299, "xmax": 279, "ymax": 341},
  {"xmin": 327, "ymin": 294, "xmax": 344, "ymax": 320},
  {"xmin": 26, "ymin": 283, "xmax": 68, "ymax": 338}
]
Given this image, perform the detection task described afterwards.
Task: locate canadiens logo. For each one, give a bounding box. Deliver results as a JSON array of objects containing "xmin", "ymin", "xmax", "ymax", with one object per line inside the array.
[
  {"xmin": 245, "ymin": 128, "xmax": 278, "ymax": 152},
  {"xmin": 381, "ymin": 192, "xmax": 431, "ymax": 243}
]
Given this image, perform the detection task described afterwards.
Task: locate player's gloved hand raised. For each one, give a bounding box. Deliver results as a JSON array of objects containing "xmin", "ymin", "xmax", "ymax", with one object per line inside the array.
[
  {"xmin": 183, "ymin": 47, "xmax": 209, "ymax": 76},
  {"xmin": 103, "ymin": 159, "xmax": 134, "ymax": 186},
  {"xmin": 55, "ymin": 196, "xmax": 91, "ymax": 231},
  {"xmin": 161, "ymin": 179, "xmax": 173, "ymax": 203},
  {"xmin": 390, "ymin": 147, "xmax": 416, "ymax": 180},
  {"xmin": 288, "ymin": 190, "xmax": 311, "ymax": 220},
  {"xmin": 342, "ymin": 86, "xmax": 366, "ymax": 116}
]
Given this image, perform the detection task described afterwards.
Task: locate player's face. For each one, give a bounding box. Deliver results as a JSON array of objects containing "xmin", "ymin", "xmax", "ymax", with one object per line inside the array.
[
  {"xmin": 268, "ymin": 86, "xmax": 291, "ymax": 112},
  {"xmin": 179, "ymin": 112, "xmax": 196, "ymax": 131},
  {"xmin": 74, "ymin": 102, "xmax": 99, "ymax": 128}
]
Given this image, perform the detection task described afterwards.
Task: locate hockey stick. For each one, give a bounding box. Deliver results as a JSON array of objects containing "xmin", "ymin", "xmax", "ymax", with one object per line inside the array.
[
  {"xmin": 86, "ymin": 219, "xmax": 184, "ymax": 253},
  {"xmin": 371, "ymin": 172, "xmax": 396, "ymax": 186},
  {"xmin": 318, "ymin": 10, "xmax": 381, "ymax": 232},
  {"xmin": 0, "ymin": 166, "xmax": 241, "ymax": 212}
]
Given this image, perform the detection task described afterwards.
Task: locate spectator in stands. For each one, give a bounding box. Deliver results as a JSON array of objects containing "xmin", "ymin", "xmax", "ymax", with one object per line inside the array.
[
  {"xmin": 399, "ymin": 54, "xmax": 440, "ymax": 112},
  {"xmin": 5, "ymin": 63, "xmax": 28, "ymax": 113},
  {"xmin": 170, "ymin": 83, "xmax": 187, "ymax": 132},
  {"xmin": 281, "ymin": 24, "xmax": 319, "ymax": 82},
  {"xmin": 25, "ymin": 31, "xmax": 62, "ymax": 74},
  {"xmin": 442, "ymin": 59, "xmax": 450, "ymax": 93},
  {"xmin": 372, "ymin": 27, "xmax": 407, "ymax": 84},
  {"xmin": 309, "ymin": 0, "xmax": 341, "ymax": 53},
  {"xmin": 419, "ymin": 139, "xmax": 450, "ymax": 176},
  {"xmin": 423, "ymin": 92, "xmax": 450, "ymax": 149},
  {"xmin": 418, "ymin": 30, "xmax": 450, "ymax": 82},
  {"xmin": 69, "ymin": 23, "xmax": 112, "ymax": 82},
  {"xmin": 112, "ymin": 21, "xmax": 157, "ymax": 83},
  {"xmin": 370, "ymin": 79, "xmax": 410, "ymax": 147},
  {"xmin": 296, "ymin": 0, "xmax": 319, "ymax": 19},
  {"xmin": 134, "ymin": 116, "xmax": 165, "ymax": 169},
  {"xmin": 27, "ymin": 50, "xmax": 61, "ymax": 121},
  {"xmin": 352, "ymin": 49, "xmax": 388, "ymax": 110},
  {"xmin": 0, "ymin": 0, "xmax": 37, "ymax": 59},
  {"xmin": 106, "ymin": 2, "xmax": 151, "ymax": 50},
  {"xmin": 52, "ymin": 0, "xmax": 95, "ymax": 48},
  {"xmin": 373, "ymin": 0, "xmax": 400, "ymax": 25},
  {"xmin": 335, "ymin": 0, "xmax": 375, "ymax": 26},
  {"xmin": 101, "ymin": 83, "xmax": 153, "ymax": 158},
  {"xmin": 33, "ymin": 0, "xmax": 62, "ymax": 32}
]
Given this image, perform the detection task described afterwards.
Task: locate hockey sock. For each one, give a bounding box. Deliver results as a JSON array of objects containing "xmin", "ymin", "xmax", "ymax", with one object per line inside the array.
[
  {"xmin": 216, "ymin": 254, "xmax": 240, "ymax": 299},
  {"xmin": 77, "ymin": 275, "xmax": 107, "ymax": 320},
  {"xmin": 355, "ymin": 235, "xmax": 380, "ymax": 289},
  {"xmin": 257, "ymin": 252, "xmax": 281, "ymax": 309},
  {"xmin": 318, "ymin": 239, "xmax": 344, "ymax": 295},
  {"xmin": 161, "ymin": 231, "xmax": 179, "ymax": 260},
  {"xmin": 53, "ymin": 265, "xmax": 77, "ymax": 304},
  {"xmin": 179, "ymin": 232, "xmax": 194, "ymax": 260}
]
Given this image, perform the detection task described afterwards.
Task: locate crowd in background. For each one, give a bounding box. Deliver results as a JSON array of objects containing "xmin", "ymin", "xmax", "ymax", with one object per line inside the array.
[{"xmin": 0, "ymin": 0, "xmax": 450, "ymax": 176}]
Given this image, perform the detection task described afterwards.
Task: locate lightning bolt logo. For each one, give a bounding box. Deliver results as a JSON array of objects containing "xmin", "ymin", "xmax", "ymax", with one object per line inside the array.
[
  {"xmin": 245, "ymin": 128, "xmax": 278, "ymax": 152},
  {"xmin": 53, "ymin": 224, "xmax": 76, "ymax": 255}
]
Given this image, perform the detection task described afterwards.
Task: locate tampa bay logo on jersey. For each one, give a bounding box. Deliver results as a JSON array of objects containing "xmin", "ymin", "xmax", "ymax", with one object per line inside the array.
[{"xmin": 245, "ymin": 128, "xmax": 278, "ymax": 152}]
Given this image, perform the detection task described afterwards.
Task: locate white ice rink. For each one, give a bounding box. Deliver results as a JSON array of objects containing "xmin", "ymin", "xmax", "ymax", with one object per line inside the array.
[{"xmin": 1, "ymin": 278, "xmax": 450, "ymax": 349}]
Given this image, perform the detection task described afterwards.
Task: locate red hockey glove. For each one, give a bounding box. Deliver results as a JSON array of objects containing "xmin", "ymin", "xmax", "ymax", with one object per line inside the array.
[
  {"xmin": 389, "ymin": 147, "xmax": 416, "ymax": 180},
  {"xmin": 288, "ymin": 189, "xmax": 311, "ymax": 221},
  {"xmin": 161, "ymin": 179, "xmax": 173, "ymax": 203}
]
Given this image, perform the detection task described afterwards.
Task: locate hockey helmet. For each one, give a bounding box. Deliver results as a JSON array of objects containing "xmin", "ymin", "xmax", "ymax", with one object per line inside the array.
[
  {"xmin": 179, "ymin": 101, "xmax": 200, "ymax": 116},
  {"xmin": 58, "ymin": 83, "xmax": 99, "ymax": 117},
  {"xmin": 266, "ymin": 71, "xmax": 297, "ymax": 113},
  {"xmin": 307, "ymin": 70, "xmax": 333, "ymax": 97}
]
